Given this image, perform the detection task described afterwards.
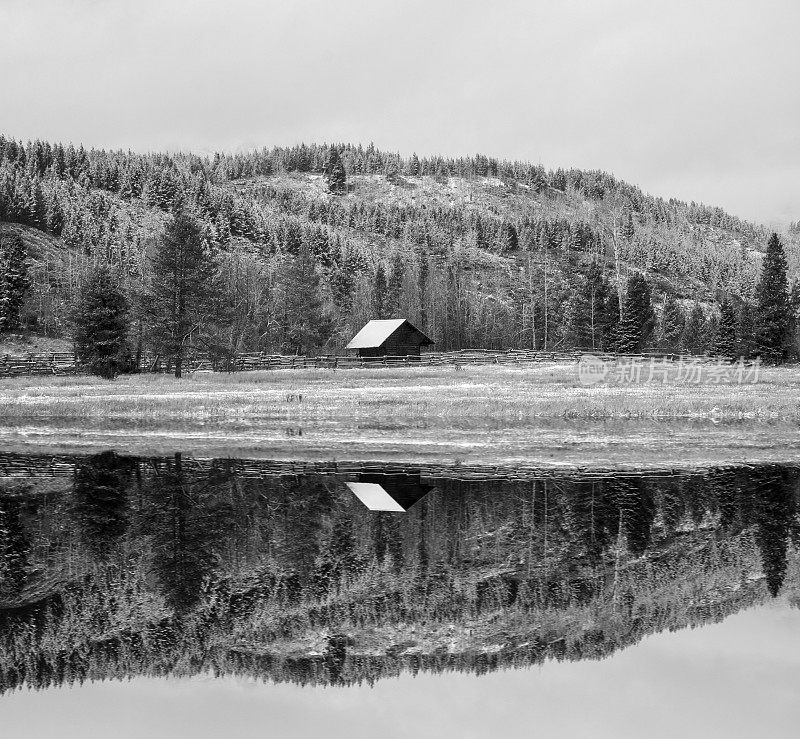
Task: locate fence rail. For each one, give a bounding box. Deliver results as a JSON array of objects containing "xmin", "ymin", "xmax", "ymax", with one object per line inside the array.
[
  {"xmin": 0, "ymin": 348, "xmax": 750, "ymax": 379},
  {"xmin": 0, "ymin": 453, "xmax": 766, "ymax": 482}
]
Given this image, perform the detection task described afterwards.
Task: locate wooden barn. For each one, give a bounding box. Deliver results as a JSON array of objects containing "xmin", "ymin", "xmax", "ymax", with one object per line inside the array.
[{"xmin": 346, "ymin": 318, "xmax": 434, "ymax": 358}]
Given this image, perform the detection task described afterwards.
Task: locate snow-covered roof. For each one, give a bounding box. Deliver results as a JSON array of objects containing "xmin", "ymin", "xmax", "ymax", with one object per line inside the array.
[
  {"xmin": 346, "ymin": 319, "xmax": 432, "ymax": 349},
  {"xmin": 345, "ymin": 476, "xmax": 433, "ymax": 512},
  {"xmin": 345, "ymin": 482, "xmax": 406, "ymax": 512}
]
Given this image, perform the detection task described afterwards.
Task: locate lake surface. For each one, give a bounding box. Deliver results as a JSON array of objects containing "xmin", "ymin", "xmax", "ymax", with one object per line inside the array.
[{"xmin": 2, "ymin": 452, "xmax": 800, "ymax": 737}]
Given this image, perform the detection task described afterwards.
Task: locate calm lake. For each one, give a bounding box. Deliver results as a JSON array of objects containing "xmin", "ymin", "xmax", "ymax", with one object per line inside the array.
[{"xmin": 2, "ymin": 452, "xmax": 800, "ymax": 737}]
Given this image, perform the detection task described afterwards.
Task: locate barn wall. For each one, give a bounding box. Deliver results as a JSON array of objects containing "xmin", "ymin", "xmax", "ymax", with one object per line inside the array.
[{"xmin": 354, "ymin": 322, "xmax": 432, "ymax": 357}]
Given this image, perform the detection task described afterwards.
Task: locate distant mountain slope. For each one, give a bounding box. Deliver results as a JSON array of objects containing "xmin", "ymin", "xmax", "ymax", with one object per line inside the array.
[{"xmin": 1, "ymin": 136, "xmax": 797, "ymax": 353}]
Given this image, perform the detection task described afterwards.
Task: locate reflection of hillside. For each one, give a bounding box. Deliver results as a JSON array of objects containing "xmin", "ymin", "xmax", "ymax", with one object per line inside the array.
[{"xmin": 1, "ymin": 455, "xmax": 799, "ymax": 692}]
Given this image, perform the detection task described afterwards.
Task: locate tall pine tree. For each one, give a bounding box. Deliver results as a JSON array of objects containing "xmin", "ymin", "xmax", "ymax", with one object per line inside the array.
[
  {"xmin": 275, "ymin": 244, "xmax": 334, "ymax": 354},
  {"xmin": 603, "ymin": 284, "xmax": 622, "ymax": 351},
  {"xmin": 0, "ymin": 233, "xmax": 29, "ymax": 333},
  {"xmin": 73, "ymin": 265, "xmax": 131, "ymax": 379},
  {"xmin": 372, "ymin": 264, "xmax": 389, "ymax": 319},
  {"xmin": 657, "ymin": 294, "xmax": 684, "ymax": 352},
  {"xmin": 712, "ymin": 297, "xmax": 738, "ymax": 358},
  {"xmin": 681, "ymin": 302, "xmax": 707, "ymax": 353},
  {"xmin": 755, "ymin": 233, "xmax": 792, "ymax": 364},
  {"xmin": 616, "ymin": 273, "xmax": 655, "ymax": 353},
  {"xmin": 144, "ymin": 209, "xmax": 217, "ymax": 378},
  {"xmin": 385, "ymin": 252, "xmax": 404, "ymax": 318},
  {"xmin": 323, "ymin": 146, "xmax": 347, "ymax": 194}
]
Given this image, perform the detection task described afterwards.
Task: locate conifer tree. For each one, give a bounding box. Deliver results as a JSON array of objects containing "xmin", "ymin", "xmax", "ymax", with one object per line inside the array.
[
  {"xmin": 567, "ymin": 263, "xmax": 607, "ymax": 349},
  {"xmin": 504, "ymin": 222, "xmax": 519, "ymax": 252},
  {"xmin": 789, "ymin": 280, "xmax": 800, "ymax": 359},
  {"xmin": 275, "ymin": 244, "xmax": 333, "ymax": 354},
  {"xmin": 620, "ymin": 210, "xmax": 635, "ymax": 240},
  {"xmin": 657, "ymin": 294, "xmax": 684, "ymax": 352},
  {"xmin": 0, "ymin": 233, "xmax": 30, "ymax": 333},
  {"xmin": 73, "ymin": 265, "xmax": 131, "ymax": 379},
  {"xmin": 602, "ymin": 284, "xmax": 622, "ymax": 351},
  {"xmin": 712, "ymin": 298, "xmax": 738, "ymax": 358},
  {"xmin": 323, "ymin": 146, "xmax": 347, "ymax": 194},
  {"xmin": 737, "ymin": 302, "xmax": 757, "ymax": 359},
  {"xmin": 372, "ymin": 264, "xmax": 389, "ymax": 319},
  {"xmin": 755, "ymin": 233, "xmax": 792, "ymax": 363},
  {"xmin": 385, "ymin": 253, "xmax": 404, "ymax": 318},
  {"xmin": 681, "ymin": 302, "xmax": 707, "ymax": 353},
  {"xmin": 616, "ymin": 273, "xmax": 655, "ymax": 353},
  {"xmin": 145, "ymin": 209, "xmax": 217, "ymax": 378}
]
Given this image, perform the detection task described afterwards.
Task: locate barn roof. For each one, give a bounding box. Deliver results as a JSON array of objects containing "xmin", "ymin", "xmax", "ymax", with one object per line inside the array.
[
  {"xmin": 345, "ymin": 319, "xmax": 433, "ymax": 349},
  {"xmin": 345, "ymin": 474, "xmax": 433, "ymax": 512}
]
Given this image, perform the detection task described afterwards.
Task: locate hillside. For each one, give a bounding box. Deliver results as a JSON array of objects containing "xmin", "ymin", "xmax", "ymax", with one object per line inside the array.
[{"xmin": 1, "ymin": 136, "xmax": 797, "ymax": 355}]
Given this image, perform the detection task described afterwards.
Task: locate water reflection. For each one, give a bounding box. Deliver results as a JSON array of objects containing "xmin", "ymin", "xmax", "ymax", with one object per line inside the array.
[
  {"xmin": 345, "ymin": 473, "xmax": 433, "ymax": 511},
  {"xmin": 1, "ymin": 452, "xmax": 799, "ymax": 694}
]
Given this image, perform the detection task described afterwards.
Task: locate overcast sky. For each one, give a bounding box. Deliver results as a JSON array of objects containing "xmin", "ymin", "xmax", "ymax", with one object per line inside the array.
[{"xmin": 1, "ymin": 0, "xmax": 798, "ymax": 225}]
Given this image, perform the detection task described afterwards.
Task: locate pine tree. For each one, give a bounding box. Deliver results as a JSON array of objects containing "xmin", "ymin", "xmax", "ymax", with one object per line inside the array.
[
  {"xmin": 737, "ymin": 302, "xmax": 757, "ymax": 359},
  {"xmin": 681, "ymin": 302, "xmax": 707, "ymax": 353},
  {"xmin": 323, "ymin": 146, "xmax": 347, "ymax": 194},
  {"xmin": 712, "ymin": 298, "xmax": 738, "ymax": 358},
  {"xmin": 567, "ymin": 263, "xmax": 607, "ymax": 349},
  {"xmin": 504, "ymin": 222, "xmax": 519, "ymax": 252},
  {"xmin": 275, "ymin": 244, "xmax": 333, "ymax": 354},
  {"xmin": 790, "ymin": 280, "xmax": 800, "ymax": 360},
  {"xmin": 616, "ymin": 273, "xmax": 655, "ymax": 353},
  {"xmin": 755, "ymin": 232, "xmax": 792, "ymax": 363},
  {"xmin": 144, "ymin": 209, "xmax": 217, "ymax": 378},
  {"xmin": 73, "ymin": 265, "xmax": 131, "ymax": 379},
  {"xmin": 603, "ymin": 284, "xmax": 622, "ymax": 351},
  {"xmin": 372, "ymin": 264, "xmax": 389, "ymax": 319},
  {"xmin": 620, "ymin": 210, "xmax": 635, "ymax": 240},
  {"xmin": 657, "ymin": 294, "xmax": 684, "ymax": 352},
  {"xmin": 0, "ymin": 233, "xmax": 30, "ymax": 333},
  {"xmin": 385, "ymin": 252, "xmax": 404, "ymax": 318}
]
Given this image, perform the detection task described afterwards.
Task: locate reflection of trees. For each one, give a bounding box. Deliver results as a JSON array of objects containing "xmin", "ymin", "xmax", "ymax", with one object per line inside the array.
[
  {"xmin": 612, "ymin": 478, "xmax": 656, "ymax": 557},
  {"xmin": 0, "ymin": 495, "xmax": 30, "ymax": 596},
  {"xmin": 311, "ymin": 509, "xmax": 366, "ymax": 599},
  {"xmin": 2, "ymin": 459, "xmax": 800, "ymax": 693},
  {"xmin": 148, "ymin": 454, "xmax": 235, "ymax": 614},
  {"xmin": 273, "ymin": 478, "xmax": 333, "ymax": 577},
  {"xmin": 324, "ymin": 634, "xmax": 348, "ymax": 685},
  {"xmin": 72, "ymin": 451, "xmax": 134, "ymax": 559},
  {"xmin": 752, "ymin": 468, "xmax": 798, "ymax": 597}
]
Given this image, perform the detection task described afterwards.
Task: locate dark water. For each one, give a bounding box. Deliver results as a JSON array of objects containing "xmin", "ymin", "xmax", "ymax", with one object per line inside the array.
[{"xmin": 2, "ymin": 452, "xmax": 800, "ymax": 736}]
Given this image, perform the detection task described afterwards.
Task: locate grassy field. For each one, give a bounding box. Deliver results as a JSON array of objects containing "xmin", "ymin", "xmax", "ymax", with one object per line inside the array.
[
  {"xmin": 0, "ymin": 361, "xmax": 798, "ymax": 421},
  {"xmin": 1, "ymin": 362, "xmax": 799, "ymax": 466}
]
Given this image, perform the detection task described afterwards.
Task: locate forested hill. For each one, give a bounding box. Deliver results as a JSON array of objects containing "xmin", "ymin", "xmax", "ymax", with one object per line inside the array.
[{"xmin": 1, "ymin": 135, "xmax": 798, "ymax": 356}]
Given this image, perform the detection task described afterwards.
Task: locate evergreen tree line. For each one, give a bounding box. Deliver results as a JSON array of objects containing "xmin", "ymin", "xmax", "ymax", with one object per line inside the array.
[
  {"xmin": 1, "ymin": 135, "xmax": 799, "ymax": 363},
  {"xmin": 0, "ymin": 135, "xmax": 766, "ymax": 239}
]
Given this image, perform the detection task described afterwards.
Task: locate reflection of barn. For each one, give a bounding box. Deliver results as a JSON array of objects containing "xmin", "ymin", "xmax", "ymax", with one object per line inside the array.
[
  {"xmin": 345, "ymin": 473, "xmax": 433, "ymax": 512},
  {"xmin": 346, "ymin": 319, "xmax": 433, "ymax": 358}
]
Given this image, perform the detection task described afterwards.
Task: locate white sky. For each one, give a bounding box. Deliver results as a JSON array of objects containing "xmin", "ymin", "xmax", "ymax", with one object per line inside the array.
[
  {"xmin": 1, "ymin": 602, "xmax": 799, "ymax": 738},
  {"xmin": 1, "ymin": 0, "xmax": 798, "ymax": 225}
]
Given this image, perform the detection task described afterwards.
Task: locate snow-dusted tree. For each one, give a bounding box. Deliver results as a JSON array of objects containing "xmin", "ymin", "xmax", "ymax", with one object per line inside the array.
[{"xmin": 0, "ymin": 233, "xmax": 29, "ymax": 333}]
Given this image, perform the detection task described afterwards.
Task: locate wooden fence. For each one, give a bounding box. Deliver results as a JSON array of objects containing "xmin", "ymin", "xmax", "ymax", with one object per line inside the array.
[
  {"xmin": 0, "ymin": 348, "xmax": 749, "ymax": 379},
  {"xmin": 0, "ymin": 452, "xmax": 764, "ymax": 482}
]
